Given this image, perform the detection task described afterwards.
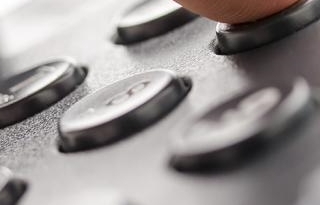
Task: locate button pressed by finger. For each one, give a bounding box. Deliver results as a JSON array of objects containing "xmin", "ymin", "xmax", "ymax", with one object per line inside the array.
[{"xmin": 213, "ymin": 0, "xmax": 320, "ymax": 55}]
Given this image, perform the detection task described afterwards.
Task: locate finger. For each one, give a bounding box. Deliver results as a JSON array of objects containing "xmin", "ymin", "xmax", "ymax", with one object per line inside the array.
[{"xmin": 174, "ymin": 0, "xmax": 300, "ymax": 24}]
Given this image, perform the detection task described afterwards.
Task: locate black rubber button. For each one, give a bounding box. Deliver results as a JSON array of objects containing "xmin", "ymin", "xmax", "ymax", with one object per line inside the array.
[
  {"xmin": 115, "ymin": 0, "xmax": 198, "ymax": 44},
  {"xmin": 59, "ymin": 70, "xmax": 192, "ymax": 152},
  {"xmin": 0, "ymin": 58, "xmax": 88, "ymax": 128},
  {"xmin": 0, "ymin": 167, "xmax": 28, "ymax": 205},
  {"xmin": 170, "ymin": 79, "xmax": 312, "ymax": 171},
  {"xmin": 213, "ymin": 0, "xmax": 320, "ymax": 55}
]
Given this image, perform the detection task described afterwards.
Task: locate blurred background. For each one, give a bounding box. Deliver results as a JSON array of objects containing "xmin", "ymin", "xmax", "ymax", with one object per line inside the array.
[{"xmin": 0, "ymin": 0, "xmax": 117, "ymax": 59}]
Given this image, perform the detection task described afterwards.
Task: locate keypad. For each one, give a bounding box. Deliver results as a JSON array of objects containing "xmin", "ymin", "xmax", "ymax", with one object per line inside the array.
[
  {"xmin": 2, "ymin": 0, "xmax": 320, "ymax": 205},
  {"xmin": 170, "ymin": 79, "xmax": 313, "ymax": 171},
  {"xmin": 0, "ymin": 58, "xmax": 87, "ymax": 128},
  {"xmin": 59, "ymin": 70, "xmax": 192, "ymax": 152},
  {"xmin": 115, "ymin": 0, "xmax": 198, "ymax": 44}
]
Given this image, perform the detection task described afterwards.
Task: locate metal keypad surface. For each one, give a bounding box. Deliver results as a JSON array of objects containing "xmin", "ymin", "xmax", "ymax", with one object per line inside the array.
[{"xmin": 1, "ymin": 0, "xmax": 320, "ymax": 205}]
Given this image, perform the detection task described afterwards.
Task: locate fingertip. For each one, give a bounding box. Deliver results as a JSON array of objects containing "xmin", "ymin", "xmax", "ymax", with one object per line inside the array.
[{"xmin": 174, "ymin": 0, "xmax": 300, "ymax": 24}]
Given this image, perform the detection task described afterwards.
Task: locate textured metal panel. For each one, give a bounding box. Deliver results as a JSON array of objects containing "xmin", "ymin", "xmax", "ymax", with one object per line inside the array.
[{"xmin": 0, "ymin": 0, "xmax": 320, "ymax": 205}]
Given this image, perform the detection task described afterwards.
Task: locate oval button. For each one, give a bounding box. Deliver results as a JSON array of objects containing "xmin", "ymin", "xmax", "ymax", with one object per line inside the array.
[
  {"xmin": 115, "ymin": 0, "xmax": 198, "ymax": 44},
  {"xmin": 59, "ymin": 70, "xmax": 192, "ymax": 152},
  {"xmin": 170, "ymin": 78, "xmax": 312, "ymax": 171},
  {"xmin": 0, "ymin": 58, "xmax": 88, "ymax": 128}
]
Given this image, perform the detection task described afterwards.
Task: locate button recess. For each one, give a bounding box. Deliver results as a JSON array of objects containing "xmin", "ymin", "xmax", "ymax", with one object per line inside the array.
[
  {"xmin": 170, "ymin": 78, "xmax": 312, "ymax": 171},
  {"xmin": 213, "ymin": 0, "xmax": 320, "ymax": 55},
  {"xmin": 0, "ymin": 167, "xmax": 28, "ymax": 205},
  {"xmin": 115, "ymin": 0, "xmax": 198, "ymax": 44},
  {"xmin": 59, "ymin": 70, "xmax": 192, "ymax": 152},
  {"xmin": 0, "ymin": 58, "xmax": 88, "ymax": 128}
]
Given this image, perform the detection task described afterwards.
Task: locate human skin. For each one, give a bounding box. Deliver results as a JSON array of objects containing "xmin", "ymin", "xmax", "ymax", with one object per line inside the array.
[{"xmin": 174, "ymin": 0, "xmax": 300, "ymax": 24}]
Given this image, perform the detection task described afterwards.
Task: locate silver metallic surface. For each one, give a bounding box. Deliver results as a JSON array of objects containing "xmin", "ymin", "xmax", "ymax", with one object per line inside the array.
[{"xmin": 0, "ymin": 0, "xmax": 320, "ymax": 205}]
